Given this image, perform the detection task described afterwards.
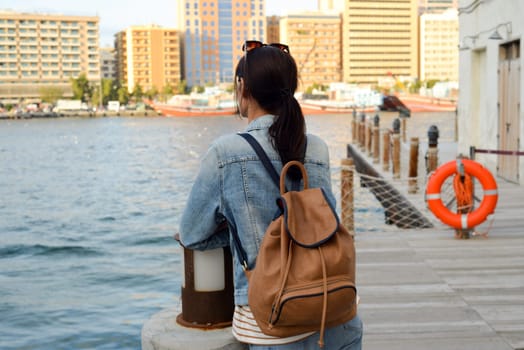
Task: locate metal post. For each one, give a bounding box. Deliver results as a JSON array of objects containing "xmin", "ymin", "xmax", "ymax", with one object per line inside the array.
[
  {"xmin": 341, "ymin": 158, "xmax": 354, "ymax": 232},
  {"xmin": 408, "ymin": 137, "xmax": 419, "ymax": 194},
  {"xmin": 426, "ymin": 125, "xmax": 439, "ymax": 174}
]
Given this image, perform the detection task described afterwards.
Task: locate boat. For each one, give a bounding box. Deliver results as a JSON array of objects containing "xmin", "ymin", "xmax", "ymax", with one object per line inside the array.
[
  {"xmin": 147, "ymin": 88, "xmax": 238, "ymax": 117},
  {"xmin": 151, "ymin": 102, "xmax": 237, "ymax": 117}
]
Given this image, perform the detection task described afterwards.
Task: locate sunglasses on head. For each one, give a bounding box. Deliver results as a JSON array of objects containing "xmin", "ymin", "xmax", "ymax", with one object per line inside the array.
[{"xmin": 242, "ymin": 40, "xmax": 290, "ymax": 54}]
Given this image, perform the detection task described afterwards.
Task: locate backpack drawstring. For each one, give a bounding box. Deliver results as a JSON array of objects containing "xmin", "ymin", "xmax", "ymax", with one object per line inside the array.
[
  {"xmin": 270, "ymin": 239, "xmax": 294, "ymax": 326},
  {"xmin": 318, "ymin": 247, "xmax": 328, "ymax": 348}
]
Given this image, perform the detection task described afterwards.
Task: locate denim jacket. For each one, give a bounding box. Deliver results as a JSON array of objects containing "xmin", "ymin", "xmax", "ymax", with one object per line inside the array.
[{"xmin": 179, "ymin": 114, "xmax": 336, "ymax": 305}]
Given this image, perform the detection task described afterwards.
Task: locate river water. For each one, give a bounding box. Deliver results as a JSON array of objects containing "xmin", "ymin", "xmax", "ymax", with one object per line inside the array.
[{"xmin": 0, "ymin": 112, "xmax": 455, "ymax": 350}]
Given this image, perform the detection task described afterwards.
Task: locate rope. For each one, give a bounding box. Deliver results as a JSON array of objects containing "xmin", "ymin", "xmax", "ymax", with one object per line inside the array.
[{"xmin": 453, "ymin": 173, "xmax": 474, "ymax": 212}]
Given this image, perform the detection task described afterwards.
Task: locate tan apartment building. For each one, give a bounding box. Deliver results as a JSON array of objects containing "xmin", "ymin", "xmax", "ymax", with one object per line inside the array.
[
  {"xmin": 178, "ymin": 0, "xmax": 265, "ymax": 87},
  {"xmin": 0, "ymin": 11, "xmax": 99, "ymax": 104},
  {"xmin": 420, "ymin": 8, "xmax": 458, "ymax": 82},
  {"xmin": 342, "ymin": 0, "xmax": 419, "ymax": 87},
  {"xmin": 280, "ymin": 12, "xmax": 342, "ymax": 91},
  {"xmin": 266, "ymin": 15, "xmax": 280, "ymax": 44},
  {"xmin": 114, "ymin": 25, "xmax": 181, "ymax": 93}
]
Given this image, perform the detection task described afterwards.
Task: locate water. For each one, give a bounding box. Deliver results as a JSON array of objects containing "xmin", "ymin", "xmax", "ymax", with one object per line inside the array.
[{"xmin": 0, "ymin": 112, "xmax": 455, "ymax": 350}]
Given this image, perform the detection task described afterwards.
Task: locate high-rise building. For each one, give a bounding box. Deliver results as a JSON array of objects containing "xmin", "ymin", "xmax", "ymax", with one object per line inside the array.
[
  {"xmin": 266, "ymin": 15, "xmax": 280, "ymax": 44},
  {"xmin": 419, "ymin": 0, "xmax": 457, "ymax": 14},
  {"xmin": 100, "ymin": 47, "xmax": 116, "ymax": 80},
  {"xmin": 114, "ymin": 25, "xmax": 181, "ymax": 93},
  {"xmin": 178, "ymin": 0, "xmax": 265, "ymax": 87},
  {"xmin": 342, "ymin": 0, "xmax": 419, "ymax": 86},
  {"xmin": 0, "ymin": 11, "xmax": 99, "ymax": 104},
  {"xmin": 318, "ymin": 0, "xmax": 345, "ymax": 13},
  {"xmin": 280, "ymin": 12, "xmax": 342, "ymax": 91},
  {"xmin": 419, "ymin": 8, "xmax": 458, "ymax": 82}
]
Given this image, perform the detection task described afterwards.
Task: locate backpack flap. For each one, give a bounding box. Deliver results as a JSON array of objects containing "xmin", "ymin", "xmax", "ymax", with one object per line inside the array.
[{"xmin": 281, "ymin": 187, "xmax": 339, "ymax": 248}]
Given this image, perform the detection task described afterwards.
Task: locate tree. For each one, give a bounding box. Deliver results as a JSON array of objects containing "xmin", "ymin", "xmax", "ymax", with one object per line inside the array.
[
  {"xmin": 176, "ymin": 80, "xmax": 187, "ymax": 94},
  {"xmin": 131, "ymin": 83, "xmax": 144, "ymax": 101},
  {"xmin": 39, "ymin": 86, "xmax": 64, "ymax": 104},
  {"xmin": 117, "ymin": 86, "xmax": 129, "ymax": 105},
  {"xmin": 144, "ymin": 85, "xmax": 159, "ymax": 100},
  {"xmin": 70, "ymin": 73, "xmax": 92, "ymax": 102}
]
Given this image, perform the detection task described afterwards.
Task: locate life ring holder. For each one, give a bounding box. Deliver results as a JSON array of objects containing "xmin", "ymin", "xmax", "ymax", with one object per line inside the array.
[{"xmin": 426, "ymin": 159, "xmax": 498, "ymax": 229}]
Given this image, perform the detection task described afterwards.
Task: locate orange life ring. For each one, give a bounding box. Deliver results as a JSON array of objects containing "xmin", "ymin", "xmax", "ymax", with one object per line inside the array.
[{"xmin": 426, "ymin": 159, "xmax": 498, "ymax": 229}]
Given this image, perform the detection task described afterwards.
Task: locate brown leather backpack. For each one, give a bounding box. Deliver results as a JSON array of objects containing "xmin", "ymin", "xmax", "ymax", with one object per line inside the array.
[{"xmin": 232, "ymin": 134, "xmax": 357, "ymax": 348}]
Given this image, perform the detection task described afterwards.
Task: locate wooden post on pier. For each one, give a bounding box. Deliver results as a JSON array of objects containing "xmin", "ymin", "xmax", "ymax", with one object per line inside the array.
[
  {"xmin": 359, "ymin": 113, "xmax": 366, "ymax": 149},
  {"xmin": 408, "ymin": 137, "xmax": 419, "ymax": 194},
  {"xmin": 373, "ymin": 114, "xmax": 380, "ymax": 164},
  {"xmin": 351, "ymin": 109, "xmax": 357, "ymax": 143},
  {"xmin": 382, "ymin": 129, "xmax": 390, "ymax": 171},
  {"xmin": 392, "ymin": 118, "xmax": 401, "ymax": 179},
  {"xmin": 366, "ymin": 120, "xmax": 373, "ymax": 156},
  {"xmin": 341, "ymin": 158, "xmax": 354, "ymax": 232}
]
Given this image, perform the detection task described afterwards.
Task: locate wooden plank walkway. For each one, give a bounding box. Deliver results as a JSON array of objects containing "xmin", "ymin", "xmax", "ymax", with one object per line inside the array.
[{"xmin": 351, "ymin": 142, "xmax": 524, "ymax": 350}]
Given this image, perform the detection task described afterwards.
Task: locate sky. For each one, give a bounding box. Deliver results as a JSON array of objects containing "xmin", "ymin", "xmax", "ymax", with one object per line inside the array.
[{"xmin": 1, "ymin": 0, "xmax": 318, "ymax": 47}]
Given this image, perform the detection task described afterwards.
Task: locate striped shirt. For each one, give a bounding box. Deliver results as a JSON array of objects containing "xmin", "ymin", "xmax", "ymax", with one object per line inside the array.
[{"xmin": 232, "ymin": 305, "xmax": 315, "ymax": 345}]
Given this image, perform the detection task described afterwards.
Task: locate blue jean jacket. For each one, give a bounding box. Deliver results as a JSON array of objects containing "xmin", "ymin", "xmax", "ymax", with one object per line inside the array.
[{"xmin": 179, "ymin": 115, "xmax": 336, "ymax": 305}]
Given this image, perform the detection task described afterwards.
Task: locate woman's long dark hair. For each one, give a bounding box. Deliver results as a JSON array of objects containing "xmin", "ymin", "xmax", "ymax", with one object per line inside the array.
[{"xmin": 235, "ymin": 47, "xmax": 306, "ymax": 179}]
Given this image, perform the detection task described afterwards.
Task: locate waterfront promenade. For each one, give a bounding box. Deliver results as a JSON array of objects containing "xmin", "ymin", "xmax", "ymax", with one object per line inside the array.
[{"xmin": 352, "ymin": 140, "xmax": 524, "ymax": 349}]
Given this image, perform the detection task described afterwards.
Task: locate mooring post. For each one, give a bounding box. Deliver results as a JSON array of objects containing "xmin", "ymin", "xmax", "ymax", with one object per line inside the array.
[
  {"xmin": 341, "ymin": 158, "xmax": 355, "ymax": 232},
  {"xmin": 426, "ymin": 125, "xmax": 439, "ymax": 174},
  {"xmin": 373, "ymin": 114, "xmax": 380, "ymax": 163},
  {"xmin": 382, "ymin": 129, "xmax": 390, "ymax": 171},
  {"xmin": 408, "ymin": 137, "xmax": 419, "ymax": 194},
  {"xmin": 142, "ymin": 235, "xmax": 243, "ymax": 350},
  {"xmin": 392, "ymin": 118, "xmax": 401, "ymax": 179}
]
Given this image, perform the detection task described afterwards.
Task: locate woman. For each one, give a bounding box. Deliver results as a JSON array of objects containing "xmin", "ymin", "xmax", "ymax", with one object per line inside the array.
[{"xmin": 179, "ymin": 41, "xmax": 362, "ymax": 349}]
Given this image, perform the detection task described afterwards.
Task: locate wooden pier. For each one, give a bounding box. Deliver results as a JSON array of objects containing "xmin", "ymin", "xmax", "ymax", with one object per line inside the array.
[{"xmin": 351, "ymin": 143, "xmax": 524, "ymax": 350}]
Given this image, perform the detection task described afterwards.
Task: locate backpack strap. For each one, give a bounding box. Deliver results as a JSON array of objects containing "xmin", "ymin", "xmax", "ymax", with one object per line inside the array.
[
  {"xmin": 231, "ymin": 132, "xmax": 306, "ymax": 271},
  {"xmin": 239, "ymin": 133, "xmax": 280, "ymax": 189}
]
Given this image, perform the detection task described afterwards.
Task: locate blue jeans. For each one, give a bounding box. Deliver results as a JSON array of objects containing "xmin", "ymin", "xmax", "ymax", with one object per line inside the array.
[{"xmin": 248, "ymin": 314, "xmax": 363, "ymax": 350}]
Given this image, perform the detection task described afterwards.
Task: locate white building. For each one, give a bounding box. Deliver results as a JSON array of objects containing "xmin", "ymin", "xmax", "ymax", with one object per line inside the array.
[{"xmin": 458, "ymin": 0, "xmax": 523, "ymax": 185}]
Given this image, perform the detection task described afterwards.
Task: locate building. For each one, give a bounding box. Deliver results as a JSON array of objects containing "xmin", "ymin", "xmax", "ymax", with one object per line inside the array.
[
  {"xmin": 419, "ymin": 0, "xmax": 457, "ymax": 14},
  {"xmin": 420, "ymin": 8, "xmax": 459, "ymax": 83},
  {"xmin": 114, "ymin": 25, "xmax": 181, "ymax": 93},
  {"xmin": 280, "ymin": 12, "xmax": 342, "ymax": 91},
  {"xmin": 0, "ymin": 11, "xmax": 99, "ymax": 104},
  {"xmin": 266, "ymin": 15, "xmax": 280, "ymax": 44},
  {"xmin": 318, "ymin": 0, "xmax": 345, "ymax": 13},
  {"xmin": 177, "ymin": 0, "xmax": 265, "ymax": 87},
  {"xmin": 99, "ymin": 47, "xmax": 116, "ymax": 80},
  {"xmin": 341, "ymin": 0, "xmax": 419, "ymax": 87},
  {"xmin": 458, "ymin": 0, "xmax": 523, "ymax": 185}
]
